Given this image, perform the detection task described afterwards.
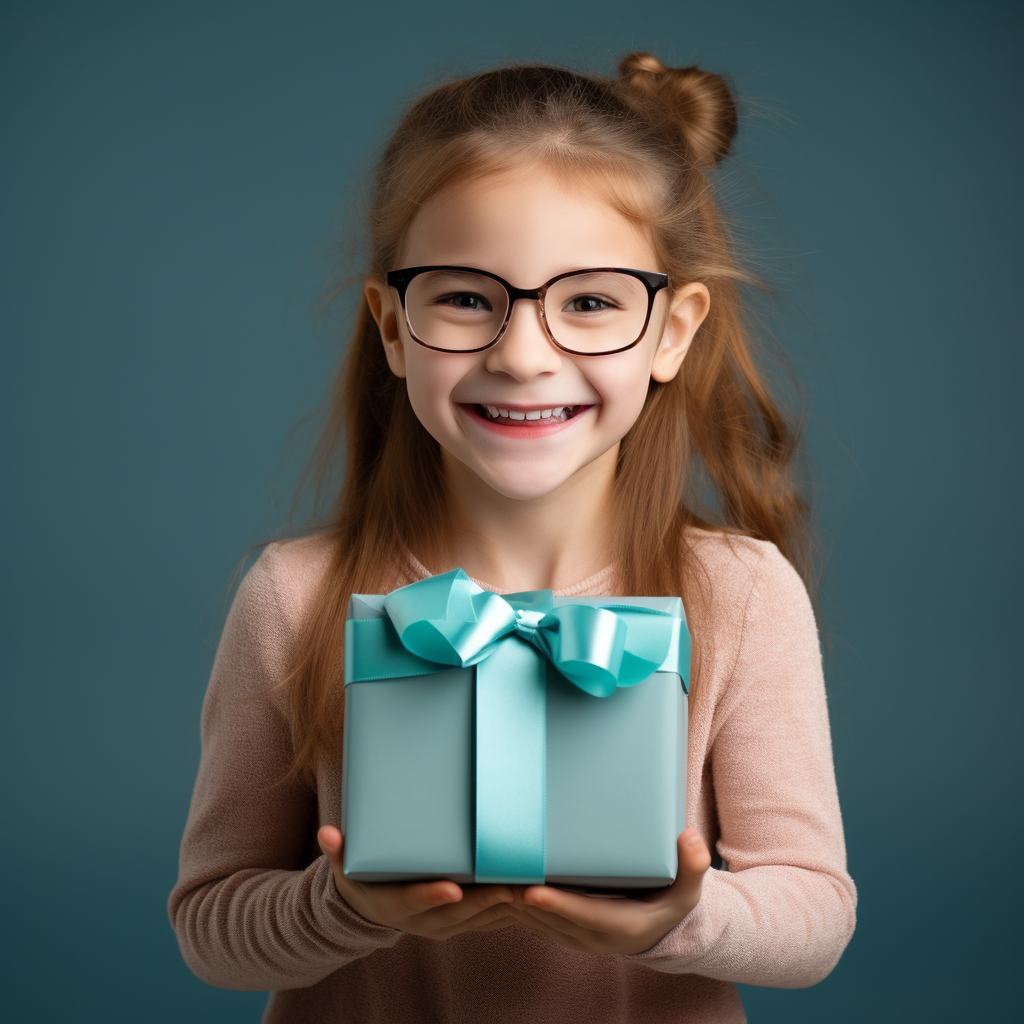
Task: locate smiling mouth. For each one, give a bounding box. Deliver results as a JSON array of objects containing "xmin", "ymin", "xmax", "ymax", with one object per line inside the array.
[{"xmin": 474, "ymin": 404, "xmax": 587, "ymax": 425}]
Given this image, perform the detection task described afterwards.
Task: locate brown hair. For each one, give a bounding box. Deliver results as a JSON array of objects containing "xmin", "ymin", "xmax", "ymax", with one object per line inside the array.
[{"xmin": 233, "ymin": 53, "xmax": 819, "ymax": 790}]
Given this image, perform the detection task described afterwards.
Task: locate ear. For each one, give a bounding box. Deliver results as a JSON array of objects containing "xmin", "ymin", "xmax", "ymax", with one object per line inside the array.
[
  {"xmin": 364, "ymin": 274, "xmax": 407, "ymax": 378},
  {"xmin": 650, "ymin": 282, "xmax": 711, "ymax": 383}
]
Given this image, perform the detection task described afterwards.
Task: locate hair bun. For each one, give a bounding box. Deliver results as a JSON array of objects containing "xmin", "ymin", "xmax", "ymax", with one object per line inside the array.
[{"xmin": 617, "ymin": 52, "xmax": 738, "ymax": 169}]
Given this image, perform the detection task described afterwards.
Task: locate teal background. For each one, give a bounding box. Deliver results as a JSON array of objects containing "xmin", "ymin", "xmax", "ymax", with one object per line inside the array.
[{"xmin": 2, "ymin": 1, "xmax": 1020, "ymax": 1020}]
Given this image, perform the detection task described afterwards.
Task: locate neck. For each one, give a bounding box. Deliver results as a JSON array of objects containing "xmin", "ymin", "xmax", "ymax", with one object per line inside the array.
[{"xmin": 432, "ymin": 447, "xmax": 619, "ymax": 593}]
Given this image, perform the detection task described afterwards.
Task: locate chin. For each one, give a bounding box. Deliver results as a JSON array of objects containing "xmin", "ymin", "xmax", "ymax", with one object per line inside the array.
[{"xmin": 475, "ymin": 465, "xmax": 578, "ymax": 501}]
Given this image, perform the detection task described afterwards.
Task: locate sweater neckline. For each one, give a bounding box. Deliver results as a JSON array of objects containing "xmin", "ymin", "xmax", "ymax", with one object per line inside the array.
[{"xmin": 403, "ymin": 550, "xmax": 617, "ymax": 597}]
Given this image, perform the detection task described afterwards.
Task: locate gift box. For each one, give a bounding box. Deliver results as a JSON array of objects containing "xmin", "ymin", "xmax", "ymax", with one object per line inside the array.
[{"xmin": 341, "ymin": 568, "xmax": 689, "ymax": 893}]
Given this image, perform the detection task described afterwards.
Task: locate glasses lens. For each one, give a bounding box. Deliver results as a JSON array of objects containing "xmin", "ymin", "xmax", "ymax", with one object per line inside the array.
[
  {"xmin": 545, "ymin": 272, "xmax": 650, "ymax": 353},
  {"xmin": 405, "ymin": 270, "xmax": 509, "ymax": 351}
]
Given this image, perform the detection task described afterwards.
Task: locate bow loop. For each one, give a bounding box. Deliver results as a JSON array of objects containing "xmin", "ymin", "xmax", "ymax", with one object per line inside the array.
[
  {"xmin": 374, "ymin": 569, "xmax": 681, "ymax": 696},
  {"xmin": 530, "ymin": 605, "xmax": 624, "ymax": 697},
  {"xmin": 383, "ymin": 569, "xmax": 519, "ymax": 667}
]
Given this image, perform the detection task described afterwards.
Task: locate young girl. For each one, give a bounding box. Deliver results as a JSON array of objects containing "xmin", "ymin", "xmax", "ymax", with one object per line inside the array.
[{"xmin": 169, "ymin": 53, "xmax": 856, "ymax": 1022}]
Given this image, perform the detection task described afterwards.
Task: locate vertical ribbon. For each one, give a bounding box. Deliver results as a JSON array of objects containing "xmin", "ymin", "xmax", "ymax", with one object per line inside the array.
[{"xmin": 473, "ymin": 636, "xmax": 547, "ymax": 883}]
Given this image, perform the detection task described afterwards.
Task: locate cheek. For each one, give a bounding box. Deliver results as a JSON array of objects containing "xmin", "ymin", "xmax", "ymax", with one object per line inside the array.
[
  {"xmin": 587, "ymin": 359, "xmax": 652, "ymax": 427},
  {"xmin": 402, "ymin": 351, "xmax": 469, "ymax": 427}
]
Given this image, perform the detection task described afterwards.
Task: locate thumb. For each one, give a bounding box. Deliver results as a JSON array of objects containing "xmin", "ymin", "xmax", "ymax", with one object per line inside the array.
[
  {"xmin": 317, "ymin": 825, "xmax": 344, "ymax": 863},
  {"xmin": 675, "ymin": 829, "xmax": 712, "ymax": 894}
]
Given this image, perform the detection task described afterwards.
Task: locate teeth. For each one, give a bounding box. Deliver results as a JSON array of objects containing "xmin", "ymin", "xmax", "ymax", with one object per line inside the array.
[{"xmin": 480, "ymin": 405, "xmax": 575, "ymax": 422}]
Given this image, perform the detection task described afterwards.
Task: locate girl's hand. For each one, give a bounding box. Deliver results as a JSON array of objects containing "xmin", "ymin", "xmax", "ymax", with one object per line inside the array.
[
  {"xmin": 500, "ymin": 829, "xmax": 712, "ymax": 955},
  {"xmin": 317, "ymin": 826, "xmax": 518, "ymax": 940}
]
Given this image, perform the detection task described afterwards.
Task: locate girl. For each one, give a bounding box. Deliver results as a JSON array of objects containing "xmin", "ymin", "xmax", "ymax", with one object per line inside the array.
[{"xmin": 169, "ymin": 53, "xmax": 856, "ymax": 1023}]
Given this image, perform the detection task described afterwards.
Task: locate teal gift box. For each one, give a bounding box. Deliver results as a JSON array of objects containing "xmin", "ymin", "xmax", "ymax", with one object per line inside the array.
[{"xmin": 341, "ymin": 568, "xmax": 690, "ymax": 893}]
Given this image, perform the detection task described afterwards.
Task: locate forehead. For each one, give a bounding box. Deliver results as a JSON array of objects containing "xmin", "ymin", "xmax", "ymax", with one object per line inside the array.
[{"xmin": 397, "ymin": 162, "xmax": 659, "ymax": 282}]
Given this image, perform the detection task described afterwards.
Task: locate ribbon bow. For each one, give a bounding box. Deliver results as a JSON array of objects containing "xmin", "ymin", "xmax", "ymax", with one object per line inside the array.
[{"xmin": 345, "ymin": 569, "xmax": 689, "ymax": 883}]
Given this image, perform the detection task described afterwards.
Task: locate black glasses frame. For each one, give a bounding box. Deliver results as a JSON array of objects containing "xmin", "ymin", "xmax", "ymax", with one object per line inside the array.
[{"xmin": 385, "ymin": 265, "xmax": 670, "ymax": 356}]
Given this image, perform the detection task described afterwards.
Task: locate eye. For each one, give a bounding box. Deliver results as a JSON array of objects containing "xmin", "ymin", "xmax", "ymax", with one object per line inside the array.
[
  {"xmin": 565, "ymin": 294, "xmax": 618, "ymax": 314},
  {"xmin": 433, "ymin": 291, "xmax": 493, "ymax": 312}
]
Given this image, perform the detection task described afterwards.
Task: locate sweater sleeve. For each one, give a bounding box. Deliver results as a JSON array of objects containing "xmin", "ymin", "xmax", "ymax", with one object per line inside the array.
[
  {"xmin": 621, "ymin": 543, "xmax": 857, "ymax": 987},
  {"xmin": 167, "ymin": 544, "xmax": 405, "ymax": 991}
]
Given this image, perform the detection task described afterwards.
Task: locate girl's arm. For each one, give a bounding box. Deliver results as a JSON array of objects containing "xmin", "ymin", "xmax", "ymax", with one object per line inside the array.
[
  {"xmin": 167, "ymin": 544, "xmax": 405, "ymax": 991},
  {"xmin": 621, "ymin": 540, "xmax": 857, "ymax": 987}
]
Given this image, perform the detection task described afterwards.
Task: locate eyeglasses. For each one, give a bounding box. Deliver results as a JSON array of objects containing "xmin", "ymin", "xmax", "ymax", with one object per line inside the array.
[{"xmin": 385, "ymin": 265, "xmax": 670, "ymax": 356}]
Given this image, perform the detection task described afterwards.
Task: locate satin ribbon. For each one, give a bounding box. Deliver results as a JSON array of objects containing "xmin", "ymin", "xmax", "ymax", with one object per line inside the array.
[{"xmin": 344, "ymin": 568, "xmax": 689, "ymax": 883}]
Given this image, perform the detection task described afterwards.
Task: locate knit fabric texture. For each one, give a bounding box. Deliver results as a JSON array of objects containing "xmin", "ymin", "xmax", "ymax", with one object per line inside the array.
[{"xmin": 168, "ymin": 527, "xmax": 856, "ymax": 1022}]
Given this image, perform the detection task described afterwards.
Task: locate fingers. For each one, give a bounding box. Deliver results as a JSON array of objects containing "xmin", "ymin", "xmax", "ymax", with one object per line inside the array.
[
  {"xmin": 359, "ymin": 872, "xmax": 465, "ymax": 918},
  {"xmin": 511, "ymin": 831, "xmax": 711, "ymax": 935},
  {"xmin": 318, "ymin": 827, "xmax": 462, "ymax": 913},
  {"xmin": 409, "ymin": 882, "xmax": 515, "ymax": 926},
  {"xmin": 317, "ymin": 826, "xmax": 524, "ymax": 940},
  {"xmin": 517, "ymin": 884, "xmax": 647, "ymax": 933},
  {"xmin": 399, "ymin": 879, "xmax": 465, "ymax": 915},
  {"xmin": 431, "ymin": 899, "xmax": 519, "ymax": 939}
]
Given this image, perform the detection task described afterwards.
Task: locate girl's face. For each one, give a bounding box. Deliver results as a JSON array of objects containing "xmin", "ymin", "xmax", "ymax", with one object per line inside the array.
[{"xmin": 364, "ymin": 162, "xmax": 710, "ymax": 502}]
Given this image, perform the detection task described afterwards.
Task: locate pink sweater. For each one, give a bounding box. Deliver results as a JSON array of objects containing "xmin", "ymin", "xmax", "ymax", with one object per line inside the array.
[{"xmin": 168, "ymin": 527, "xmax": 856, "ymax": 1022}]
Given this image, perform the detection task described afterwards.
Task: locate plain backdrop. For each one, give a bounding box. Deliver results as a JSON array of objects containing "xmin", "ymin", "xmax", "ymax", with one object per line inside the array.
[{"xmin": 2, "ymin": 1, "xmax": 1020, "ymax": 1020}]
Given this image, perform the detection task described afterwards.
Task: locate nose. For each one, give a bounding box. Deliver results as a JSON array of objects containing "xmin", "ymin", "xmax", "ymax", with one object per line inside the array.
[{"xmin": 483, "ymin": 297, "xmax": 562, "ymax": 381}]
